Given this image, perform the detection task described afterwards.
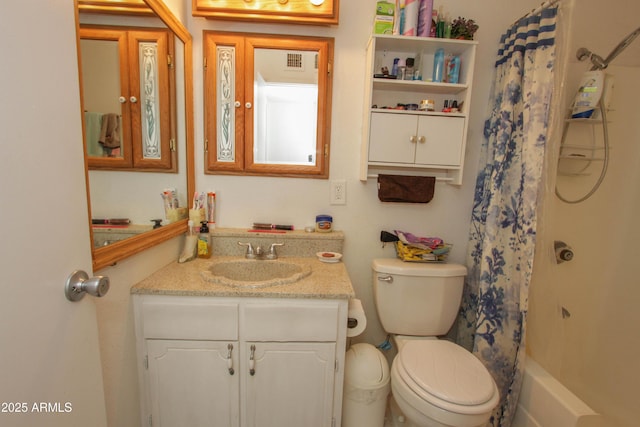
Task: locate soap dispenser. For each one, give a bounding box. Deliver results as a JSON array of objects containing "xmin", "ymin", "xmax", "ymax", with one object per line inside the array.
[{"xmin": 197, "ymin": 221, "xmax": 211, "ymax": 259}]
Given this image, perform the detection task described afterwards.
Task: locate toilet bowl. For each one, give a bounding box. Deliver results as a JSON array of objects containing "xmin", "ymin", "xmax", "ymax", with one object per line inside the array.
[
  {"xmin": 371, "ymin": 259, "xmax": 500, "ymax": 427},
  {"xmin": 390, "ymin": 338, "xmax": 499, "ymax": 427}
]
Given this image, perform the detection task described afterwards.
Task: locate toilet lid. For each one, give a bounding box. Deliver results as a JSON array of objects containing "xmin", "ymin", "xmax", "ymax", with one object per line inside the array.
[{"xmin": 396, "ymin": 340, "xmax": 497, "ymax": 408}]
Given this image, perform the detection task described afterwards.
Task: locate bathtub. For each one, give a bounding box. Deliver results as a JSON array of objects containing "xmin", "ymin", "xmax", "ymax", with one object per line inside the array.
[{"xmin": 512, "ymin": 359, "xmax": 603, "ymax": 427}]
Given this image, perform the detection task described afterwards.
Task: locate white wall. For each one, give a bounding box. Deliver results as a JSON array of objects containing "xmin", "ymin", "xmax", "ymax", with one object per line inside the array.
[{"xmin": 187, "ymin": 0, "xmax": 541, "ymax": 346}]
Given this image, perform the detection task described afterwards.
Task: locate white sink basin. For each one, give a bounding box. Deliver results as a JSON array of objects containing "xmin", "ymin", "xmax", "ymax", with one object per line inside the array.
[{"xmin": 202, "ymin": 259, "xmax": 312, "ymax": 288}]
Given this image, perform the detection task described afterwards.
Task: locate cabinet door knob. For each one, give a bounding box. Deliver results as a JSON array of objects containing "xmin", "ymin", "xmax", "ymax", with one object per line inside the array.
[
  {"xmin": 245, "ymin": 102, "xmax": 253, "ymax": 109},
  {"xmin": 409, "ymin": 135, "xmax": 417, "ymax": 143},
  {"xmin": 418, "ymin": 136, "xmax": 426, "ymax": 143},
  {"xmin": 119, "ymin": 96, "xmax": 127, "ymax": 104},
  {"xmin": 234, "ymin": 101, "xmax": 241, "ymax": 108}
]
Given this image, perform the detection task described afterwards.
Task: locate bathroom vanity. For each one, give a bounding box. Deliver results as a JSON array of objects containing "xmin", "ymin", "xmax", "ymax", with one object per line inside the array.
[{"xmin": 131, "ymin": 229, "xmax": 354, "ymax": 427}]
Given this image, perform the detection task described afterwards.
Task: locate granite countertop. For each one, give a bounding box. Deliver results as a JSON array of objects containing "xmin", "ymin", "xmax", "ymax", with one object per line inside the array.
[{"xmin": 131, "ymin": 256, "xmax": 355, "ymax": 299}]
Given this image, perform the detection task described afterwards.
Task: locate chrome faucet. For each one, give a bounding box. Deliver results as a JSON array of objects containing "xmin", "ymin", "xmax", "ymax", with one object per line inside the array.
[
  {"xmin": 238, "ymin": 242, "xmax": 284, "ymax": 259},
  {"xmin": 238, "ymin": 242, "xmax": 256, "ymax": 259},
  {"xmin": 265, "ymin": 243, "xmax": 284, "ymax": 260}
]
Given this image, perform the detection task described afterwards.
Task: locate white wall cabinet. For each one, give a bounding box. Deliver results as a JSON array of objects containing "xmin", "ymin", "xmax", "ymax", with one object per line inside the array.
[
  {"xmin": 360, "ymin": 35, "xmax": 477, "ymax": 184},
  {"xmin": 133, "ymin": 295, "xmax": 348, "ymax": 427},
  {"xmin": 369, "ymin": 112, "xmax": 464, "ymax": 167}
]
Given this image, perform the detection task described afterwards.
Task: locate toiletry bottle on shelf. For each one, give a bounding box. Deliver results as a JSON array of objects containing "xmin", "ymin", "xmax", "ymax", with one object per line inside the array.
[
  {"xmin": 446, "ymin": 55, "xmax": 461, "ymax": 84},
  {"xmin": 430, "ymin": 9, "xmax": 437, "ymax": 37},
  {"xmin": 432, "ymin": 48, "xmax": 445, "ymax": 82},
  {"xmin": 405, "ymin": 57, "xmax": 415, "ymax": 80},
  {"xmin": 397, "ymin": 58, "xmax": 406, "ymax": 80},
  {"xmin": 391, "ymin": 58, "xmax": 399, "ymax": 77},
  {"xmin": 197, "ymin": 221, "xmax": 211, "ymax": 259}
]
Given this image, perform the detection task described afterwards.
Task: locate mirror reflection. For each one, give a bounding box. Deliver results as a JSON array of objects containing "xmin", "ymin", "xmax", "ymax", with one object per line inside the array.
[
  {"xmin": 77, "ymin": 0, "xmax": 193, "ymax": 270},
  {"xmin": 80, "ymin": 26, "xmax": 175, "ymax": 171},
  {"xmin": 253, "ymin": 48, "xmax": 318, "ymax": 166}
]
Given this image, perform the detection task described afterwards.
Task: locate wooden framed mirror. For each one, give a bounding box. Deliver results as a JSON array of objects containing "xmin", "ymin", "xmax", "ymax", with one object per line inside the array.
[{"xmin": 75, "ymin": 0, "xmax": 195, "ymax": 271}]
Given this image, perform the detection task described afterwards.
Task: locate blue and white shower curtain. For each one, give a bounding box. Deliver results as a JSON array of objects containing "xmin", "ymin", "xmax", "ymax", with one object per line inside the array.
[{"xmin": 457, "ymin": 4, "xmax": 559, "ymax": 426}]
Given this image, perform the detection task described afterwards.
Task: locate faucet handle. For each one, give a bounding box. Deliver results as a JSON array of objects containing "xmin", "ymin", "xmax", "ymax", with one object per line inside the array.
[
  {"xmin": 238, "ymin": 242, "xmax": 256, "ymax": 259},
  {"xmin": 266, "ymin": 243, "xmax": 284, "ymax": 260}
]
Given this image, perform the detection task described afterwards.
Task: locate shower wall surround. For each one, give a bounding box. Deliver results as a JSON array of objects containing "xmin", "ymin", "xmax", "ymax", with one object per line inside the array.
[{"xmin": 528, "ymin": 2, "xmax": 640, "ymax": 424}]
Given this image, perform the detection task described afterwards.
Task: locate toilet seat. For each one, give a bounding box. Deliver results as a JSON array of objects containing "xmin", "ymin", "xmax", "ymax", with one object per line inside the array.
[{"xmin": 394, "ymin": 340, "xmax": 499, "ymax": 415}]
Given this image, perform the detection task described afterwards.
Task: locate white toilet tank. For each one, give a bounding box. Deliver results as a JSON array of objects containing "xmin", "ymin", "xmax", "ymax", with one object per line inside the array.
[{"xmin": 372, "ymin": 259, "xmax": 467, "ymax": 336}]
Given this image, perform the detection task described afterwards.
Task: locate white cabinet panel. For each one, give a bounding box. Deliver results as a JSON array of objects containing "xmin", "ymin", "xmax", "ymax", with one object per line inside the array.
[
  {"xmin": 369, "ymin": 112, "xmax": 465, "ymax": 167},
  {"xmin": 243, "ymin": 342, "xmax": 336, "ymax": 427},
  {"xmin": 414, "ymin": 115, "xmax": 464, "ymax": 166},
  {"xmin": 146, "ymin": 339, "xmax": 240, "ymax": 427},
  {"xmin": 142, "ymin": 299, "xmax": 238, "ymax": 340}
]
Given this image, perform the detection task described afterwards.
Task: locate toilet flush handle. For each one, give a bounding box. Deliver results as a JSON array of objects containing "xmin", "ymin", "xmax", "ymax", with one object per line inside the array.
[{"xmin": 378, "ymin": 275, "xmax": 393, "ymax": 283}]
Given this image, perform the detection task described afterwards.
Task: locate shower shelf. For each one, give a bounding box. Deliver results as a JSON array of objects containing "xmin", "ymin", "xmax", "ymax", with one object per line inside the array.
[
  {"xmin": 558, "ymin": 155, "xmax": 605, "ymax": 161},
  {"xmin": 558, "ymin": 172, "xmax": 590, "ymax": 176},
  {"xmin": 561, "ymin": 144, "xmax": 605, "ymax": 150}
]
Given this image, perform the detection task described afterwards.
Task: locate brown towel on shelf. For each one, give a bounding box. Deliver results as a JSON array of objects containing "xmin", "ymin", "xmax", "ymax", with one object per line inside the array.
[{"xmin": 377, "ymin": 174, "xmax": 436, "ymax": 203}]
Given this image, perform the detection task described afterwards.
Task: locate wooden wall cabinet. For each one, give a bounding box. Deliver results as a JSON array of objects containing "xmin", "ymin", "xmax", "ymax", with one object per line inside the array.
[
  {"xmin": 203, "ymin": 31, "xmax": 334, "ymax": 178},
  {"xmin": 360, "ymin": 35, "xmax": 477, "ymax": 185},
  {"xmin": 192, "ymin": 0, "xmax": 339, "ymax": 25}
]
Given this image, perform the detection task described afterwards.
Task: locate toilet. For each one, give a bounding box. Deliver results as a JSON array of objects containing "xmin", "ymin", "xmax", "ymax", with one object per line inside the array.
[{"xmin": 372, "ymin": 258, "xmax": 499, "ymax": 427}]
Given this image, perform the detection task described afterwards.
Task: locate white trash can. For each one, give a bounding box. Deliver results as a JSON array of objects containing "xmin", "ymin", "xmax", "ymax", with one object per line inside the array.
[{"xmin": 342, "ymin": 343, "xmax": 390, "ymax": 427}]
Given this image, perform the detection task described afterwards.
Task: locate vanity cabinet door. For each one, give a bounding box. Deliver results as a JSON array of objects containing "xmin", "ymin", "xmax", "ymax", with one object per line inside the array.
[
  {"xmin": 242, "ymin": 342, "xmax": 337, "ymax": 427},
  {"xmin": 146, "ymin": 339, "xmax": 240, "ymax": 427}
]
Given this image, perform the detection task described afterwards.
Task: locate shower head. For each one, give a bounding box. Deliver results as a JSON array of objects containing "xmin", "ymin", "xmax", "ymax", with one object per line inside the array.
[
  {"xmin": 576, "ymin": 47, "xmax": 607, "ymax": 70},
  {"xmin": 576, "ymin": 47, "xmax": 592, "ymax": 61}
]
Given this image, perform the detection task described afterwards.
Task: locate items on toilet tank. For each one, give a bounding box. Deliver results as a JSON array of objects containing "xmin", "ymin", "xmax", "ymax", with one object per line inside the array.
[{"xmin": 392, "ymin": 230, "xmax": 451, "ymax": 262}]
